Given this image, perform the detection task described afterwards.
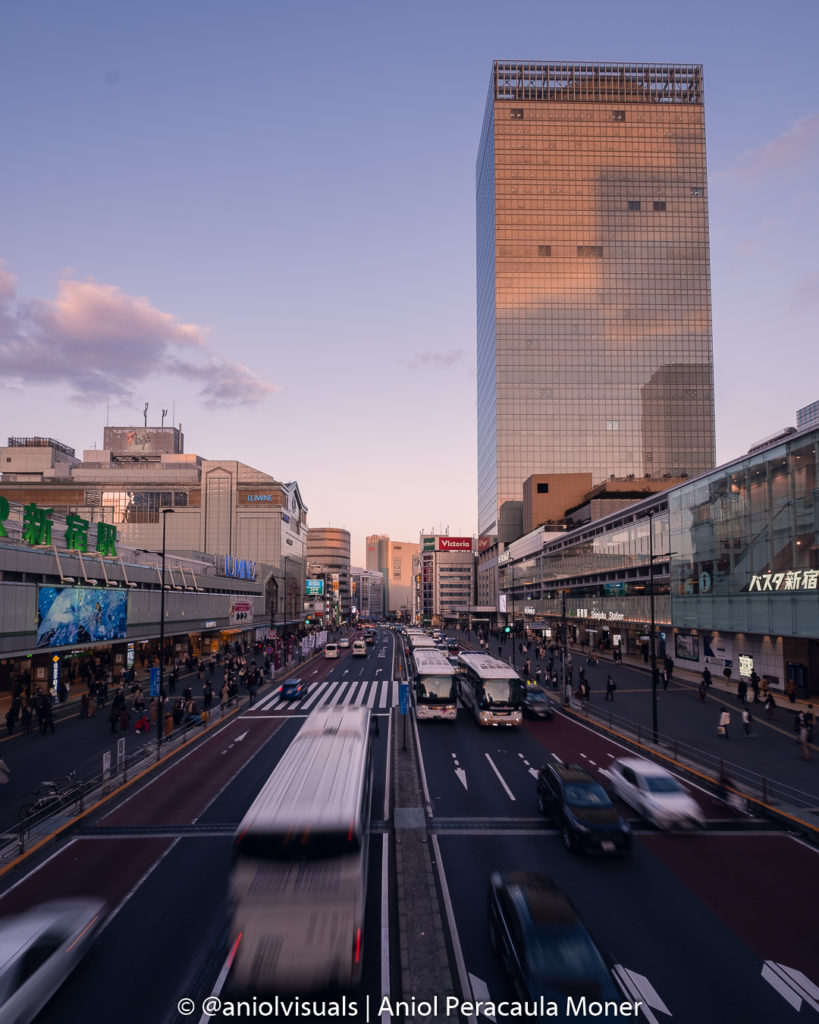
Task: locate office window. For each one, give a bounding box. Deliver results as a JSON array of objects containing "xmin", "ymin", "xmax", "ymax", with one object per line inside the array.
[
  {"xmin": 653, "ymin": 201, "xmax": 667, "ymax": 211},
  {"xmin": 537, "ymin": 245, "xmax": 551, "ymax": 257},
  {"xmin": 613, "ymin": 110, "xmax": 626, "ymax": 121},
  {"xmin": 690, "ymin": 187, "xmax": 705, "ymax": 197},
  {"xmin": 510, "ymin": 108, "xmax": 524, "ymax": 119},
  {"xmin": 627, "ymin": 201, "xmax": 641, "ymax": 212},
  {"xmin": 537, "ymin": 483, "xmax": 549, "ymax": 493}
]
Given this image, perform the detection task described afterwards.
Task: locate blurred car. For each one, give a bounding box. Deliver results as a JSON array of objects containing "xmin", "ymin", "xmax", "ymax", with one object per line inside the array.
[
  {"xmin": 281, "ymin": 678, "xmax": 308, "ymax": 700},
  {"xmin": 364, "ymin": 631, "xmax": 375, "ymax": 645},
  {"xmin": 522, "ymin": 685, "xmax": 555, "ymax": 720},
  {"xmin": 536, "ymin": 762, "xmax": 631, "ymax": 854},
  {"xmin": 338, "ymin": 638, "xmax": 350, "ymax": 649},
  {"xmin": 446, "ymin": 638, "xmax": 460, "ymax": 653},
  {"xmin": 324, "ymin": 644, "xmax": 339, "ymax": 659},
  {"xmin": 603, "ymin": 756, "xmax": 704, "ymax": 830},
  {"xmin": 0, "ymin": 899, "xmax": 105, "ymax": 1024},
  {"xmin": 488, "ymin": 872, "xmax": 620, "ymax": 1005}
]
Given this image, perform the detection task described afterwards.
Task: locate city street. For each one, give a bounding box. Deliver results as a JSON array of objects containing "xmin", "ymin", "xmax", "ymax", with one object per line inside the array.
[{"xmin": 0, "ymin": 627, "xmax": 815, "ymax": 1023}]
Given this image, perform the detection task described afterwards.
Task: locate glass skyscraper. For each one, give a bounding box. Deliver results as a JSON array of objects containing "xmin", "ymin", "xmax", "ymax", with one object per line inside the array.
[{"xmin": 477, "ymin": 61, "xmax": 716, "ymax": 538}]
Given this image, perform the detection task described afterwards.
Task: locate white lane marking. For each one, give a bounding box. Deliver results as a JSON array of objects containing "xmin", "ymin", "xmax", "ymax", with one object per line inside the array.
[
  {"xmin": 380, "ymin": 834, "xmax": 391, "ymax": 1023},
  {"xmin": 299, "ymin": 679, "xmax": 332, "ymax": 711},
  {"xmin": 430, "ymin": 835, "xmax": 478, "ymax": 1024},
  {"xmin": 468, "ymin": 974, "xmax": 495, "ymax": 1022},
  {"xmin": 611, "ymin": 966, "xmax": 670, "ymax": 1023},
  {"xmin": 762, "ymin": 961, "xmax": 819, "ymax": 1013},
  {"xmin": 392, "ymin": 680, "xmax": 399, "ymax": 706},
  {"xmin": 484, "ymin": 753, "xmax": 516, "ymax": 801},
  {"xmin": 379, "ymin": 680, "xmax": 389, "ymax": 708},
  {"xmin": 366, "ymin": 683, "xmax": 378, "ymax": 708}
]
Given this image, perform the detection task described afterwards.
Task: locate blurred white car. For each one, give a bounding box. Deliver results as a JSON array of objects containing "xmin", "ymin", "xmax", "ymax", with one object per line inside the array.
[
  {"xmin": 338, "ymin": 638, "xmax": 350, "ymax": 648},
  {"xmin": 0, "ymin": 899, "xmax": 105, "ymax": 1024},
  {"xmin": 603, "ymin": 757, "xmax": 704, "ymax": 830}
]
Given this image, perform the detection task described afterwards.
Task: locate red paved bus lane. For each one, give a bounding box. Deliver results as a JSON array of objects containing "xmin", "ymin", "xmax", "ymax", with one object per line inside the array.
[
  {"xmin": 100, "ymin": 714, "xmax": 286, "ymax": 827},
  {"xmin": 643, "ymin": 833, "xmax": 818, "ymax": 981},
  {"xmin": 0, "ymin": 713, "xmax": 287, "ymax": 925}
]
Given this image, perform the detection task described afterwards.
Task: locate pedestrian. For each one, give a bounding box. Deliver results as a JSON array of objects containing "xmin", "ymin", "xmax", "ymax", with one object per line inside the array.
[
  {"xmin": 805, "ymin": 704, "xmax": 815, "ymax": 743},
  {"xmin": 662, "ymin": 666, "xmax": 669, "ymax": 692},
  {"xmin": 786, "ymin": 679, "xmax": 797, "ymax": 703},
  {"xmin": 799, "ymin": 718, "xmax": 812, "ymax": 761},
  {"xmin": 605, "ymin": 675, "xmax": 616, "ymax": 701},
  {"xmin": 21, "ymin": 702, "xmax": 33, "ymax": 735},
  {"xmin": 702, "ymin": 666, "xmax": 712, "ymax": 688},
  {"xmin": 718, "ymin": 707, "xmax": 730, "ymax": 740},
  {"xmin": 737, "ymin": 678, "xmax": 747, "ymax": 704},
  {"xmin": 765, "ymin": 692, "xmax": 776, "ymax": 719},
  {"xmin": 742, "ymin": 707, "xmax": 752, "ymax": 737},
  {"xmin": 750, "ymin": 670, "xmax": 761, "ymax": 704},
  {"xmin": 40, "ymin": 699, "xmax": 55, "ymax": 736}
]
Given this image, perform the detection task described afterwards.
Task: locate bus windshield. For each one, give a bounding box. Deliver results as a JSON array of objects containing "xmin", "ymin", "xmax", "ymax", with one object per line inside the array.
[
  {"xmin": 416, "ymin": 675, "xmax": 456, "ymax": 702},
  {"xmin": 480, "ymin": 678, "xmax": 522, "ymax": 707}
]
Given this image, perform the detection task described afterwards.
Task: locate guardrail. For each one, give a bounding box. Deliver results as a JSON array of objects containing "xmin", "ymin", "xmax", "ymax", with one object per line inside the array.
[{"xmin": 0, "ymin": 698, "xmax": 243, "ymax": 868}]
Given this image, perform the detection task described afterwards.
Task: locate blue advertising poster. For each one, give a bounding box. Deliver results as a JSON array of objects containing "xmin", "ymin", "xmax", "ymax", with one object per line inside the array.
[
  {"xmin": 149, "ymin": 667, "xmax": 160, "ymax": 697},
  {"xmin": 37, "ymin": 586, "xmax": 128, "ymax": 648},
  {"xmin": 399, "ymin": 681, "xmax": 410, "ymax": 715}
]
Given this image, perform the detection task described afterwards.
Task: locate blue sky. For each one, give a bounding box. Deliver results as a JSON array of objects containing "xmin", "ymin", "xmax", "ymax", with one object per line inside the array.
[{"xmin": 1, "ymin": 0, "xmax": 817, "ymax": 566}]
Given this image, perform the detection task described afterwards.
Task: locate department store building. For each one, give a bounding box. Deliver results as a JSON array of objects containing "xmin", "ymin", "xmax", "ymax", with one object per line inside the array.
[{"xmin": 498, "ymin": 425, "xmax": 819, "ymax": 695}]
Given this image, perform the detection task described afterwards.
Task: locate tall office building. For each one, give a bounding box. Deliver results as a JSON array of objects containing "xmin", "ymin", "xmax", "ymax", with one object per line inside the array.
[
  {"xmin": 477, "ymin": 61, "xmax": 716, "ymax": 538},
  {"xmin": 365, "ymin": 534, "xmax": 419, "ymax": 617}
]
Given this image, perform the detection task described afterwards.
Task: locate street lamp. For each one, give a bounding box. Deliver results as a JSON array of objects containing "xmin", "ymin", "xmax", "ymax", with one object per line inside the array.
[{"xmin": 157, "ymin": 507, "xmax": 175, "ymax": 757}]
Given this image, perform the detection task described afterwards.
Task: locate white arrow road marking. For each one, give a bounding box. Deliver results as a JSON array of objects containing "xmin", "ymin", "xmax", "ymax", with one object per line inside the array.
[
  {"xmin": 612, "ymin": 966, "xmax": 670, "ymax": 1023},
  {"xmin": 343, "ymin": 669, "xmax": 349, "ymax": 676},
  {"xmin": 375, "ymin": 667, "xmax": 383, "ymax": 675},
  {"xmin": 468, "ymin": 974, "xmax": 495, "ymax": 1022},
  {"xmin": 762, "ymin": 961, "xmax": 819, "ymax": 1013},
  {"xmin": 455, "ymin": 769, "xmax": 468, "ymax": 790},
  {"xmin": 234, "ymin": 731, "xmax": 247, "ymax": 742},
  {"xmin": 484, "ymin": 753, "xmax": 516, "ymax": 801},
  {"xmin": 528, "ymin": 767, "xmax": 539, "ymax": 779}
]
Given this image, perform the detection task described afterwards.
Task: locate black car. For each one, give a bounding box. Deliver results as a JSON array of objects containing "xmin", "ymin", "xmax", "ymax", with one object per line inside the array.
[
  {"xmin": 488, "ymin": 871, "xmax": 621, "ymax": 1006},
  {"xmin": 522, "ymin": 684, "xmax": 555, "ymax": 720},
  {"xmin": 364, "ymin": 630, "xmax": 376, "ymax": 645},
  {"xmin": 536, "ymin": 762, "xmax": 631, "ymax": 854}
]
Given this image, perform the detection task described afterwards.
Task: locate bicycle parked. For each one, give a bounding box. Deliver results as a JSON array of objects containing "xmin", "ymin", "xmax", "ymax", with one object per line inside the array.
[{"xmin": 19, "ymin": 772, "xmax": 84, "ymax": 822}]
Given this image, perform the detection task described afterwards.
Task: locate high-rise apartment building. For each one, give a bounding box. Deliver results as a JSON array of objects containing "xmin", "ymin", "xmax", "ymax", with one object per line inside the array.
[{"xmin": 477, "ymin": 61, "xmax": 716, "ymax": 538}]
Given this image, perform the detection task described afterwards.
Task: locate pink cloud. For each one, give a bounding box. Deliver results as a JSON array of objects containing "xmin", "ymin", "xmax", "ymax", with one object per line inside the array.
[
  {"xmin": 0, "ymin": 266, "xmax": 277, "ymax": 405},
  {"xmin": 729, "ymin": 113, "xmax": 819, "ymax": 187}
]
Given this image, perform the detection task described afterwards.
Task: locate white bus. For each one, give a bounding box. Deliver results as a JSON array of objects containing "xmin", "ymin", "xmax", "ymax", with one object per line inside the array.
[
  {"xmin": 407, "ymin": 632, "xmax": 437, "ymax": 653},
  {"xmin": 412, "ymin": 648, "xmax": 458, "ymax": 721},
  {"xmin": 229, "ymin": 706, "xmax": 373, "ymax": 992},
  {"xmin": 457, "ymin": 652, "xmax": 524, "ymax": 727}
]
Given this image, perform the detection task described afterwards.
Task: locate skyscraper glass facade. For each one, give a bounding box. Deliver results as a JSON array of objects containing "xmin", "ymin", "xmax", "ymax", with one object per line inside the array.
[{"xmin": 477, "ymin": 61, "xmax": 716, "ymax": 537}]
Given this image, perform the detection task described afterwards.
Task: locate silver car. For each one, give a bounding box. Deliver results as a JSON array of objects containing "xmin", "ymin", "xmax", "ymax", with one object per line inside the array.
[
  {"xmin": 0, "ymin": 899, "xmax": 105, "ymax": 1024},
  {"xmin": 602, "ymin": 756, "xmax": 705, "ymax": 830}
]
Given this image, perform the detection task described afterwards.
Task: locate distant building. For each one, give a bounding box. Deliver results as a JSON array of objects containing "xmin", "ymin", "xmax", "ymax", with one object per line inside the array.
[
  {"xmin": 796, "ymin": 400, "xmax": 819, "ymax": 430},
  {"xmin": 365, "ymin": 534, "xmax": 419, "ymax": 618},
  {"xmin": 350, "ymin": 568, "xmax": 384, "ymax": 619},
  {"xmin": 417, "ymin": 535, "xmax": 475, "ymax": 628},
  {"xmin": 307, "ymin": 527, "xmax": 351, "ymax": 624}
]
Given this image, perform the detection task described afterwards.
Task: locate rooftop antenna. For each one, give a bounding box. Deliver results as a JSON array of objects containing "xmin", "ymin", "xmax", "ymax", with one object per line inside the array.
[
  {"xmin": 143, "ymin": 402, "xmax": 149, "ymax": 428},
  {"xmin": 161, "ymin": 408, "xmax": 168, "ymax": 427}
]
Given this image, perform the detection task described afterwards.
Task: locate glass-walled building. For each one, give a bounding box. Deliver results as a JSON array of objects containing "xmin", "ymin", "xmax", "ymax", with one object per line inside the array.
[
  {"xmin": 477, "ymin": 60, "xmax": 716, "ymax": 539},
  {"xmin": 498, "ymin": 425, "xmax": 819, "ymax": 695}
]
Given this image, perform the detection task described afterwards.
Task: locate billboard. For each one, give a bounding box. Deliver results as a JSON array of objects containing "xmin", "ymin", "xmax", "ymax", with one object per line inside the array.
[
  {"xmin": 305, "ymin": 578, "xmax": 325, "ymax": 596},
  {"xmin": 229, "ymin": 600, "xmax": 253, "ymax": 626},
  {"xmin": 437, "ymin": 536, "xmax": 473, "ymax": 552},
  {"xmin": 37, "ymin": 586, "xmax": 128, "ymax": 648},
  {"xmin": 103, "ymin": 426, "xmax": 182, "ymax": 456}
]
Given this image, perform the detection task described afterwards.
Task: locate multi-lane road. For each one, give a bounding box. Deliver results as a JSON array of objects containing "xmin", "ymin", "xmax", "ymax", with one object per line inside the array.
[{"xmin": 0, "ymin": 627, "xmax": 816, "ymax": 1023}]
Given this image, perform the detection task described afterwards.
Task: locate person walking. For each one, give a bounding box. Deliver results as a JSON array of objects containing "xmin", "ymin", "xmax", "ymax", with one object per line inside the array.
[
  {"xmin": 604, "ymin": 675, "xmax": 616, "ymax": 701},
  {"xmin": 702, "ymin": 666, "xmax": 712, "ymax": 689},
  {"xmin": 742, "ymin": 707, "xmax": 752, "ymax": 737},
  {"xmin": 718, "ymin": 707, "xmax": 730, "ymax": 740},
  {"xmin": 765, "ymin": 692, "xmax": 776, "ymax": 719},
  {"xmin": 799, "ymin": 716, "xmax": 812, "ymax": 761}
]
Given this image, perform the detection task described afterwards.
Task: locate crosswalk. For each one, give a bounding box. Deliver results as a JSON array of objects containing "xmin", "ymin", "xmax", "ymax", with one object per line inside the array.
[{"xmin": 251, "ymin": 679, "xmax": 401, "ymax": 713}]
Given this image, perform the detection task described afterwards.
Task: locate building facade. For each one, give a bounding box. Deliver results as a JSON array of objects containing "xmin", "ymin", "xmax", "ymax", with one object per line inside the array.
[
  {"xmin": 306, "ymin": 527, "xmax": 352, "ymax": 624},
  {"xmin": 350, "ymin": 568, "xmax": 384, "ymax": 619},
  {"xmin": 417, "ymin": 535, "xmax": 475, "ymax": 628},
  {"xmin": 0, "ymin": 430, "xmax": 308, "ymax": 637},
  {"xmin": 497, "ymin": 424, "xmax": 819, "ymax": 695},
  {"xmin": 365, "ymin": 534, "xmax": 419, "ymax": 618},
  {"xmin": 477, "ymin": 60, "xmax": 716, "ymax": 538}
]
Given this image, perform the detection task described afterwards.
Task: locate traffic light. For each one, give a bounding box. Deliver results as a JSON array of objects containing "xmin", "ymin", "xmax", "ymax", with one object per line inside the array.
[{"xmin": 504, "ymin": 626, "xmax": 511, "ymax": 634}]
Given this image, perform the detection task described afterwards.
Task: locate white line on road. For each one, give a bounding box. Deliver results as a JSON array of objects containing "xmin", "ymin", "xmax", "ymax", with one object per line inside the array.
[{"xmin": 484, "ymin": 753, "xmax": 516, "ymax": 801}]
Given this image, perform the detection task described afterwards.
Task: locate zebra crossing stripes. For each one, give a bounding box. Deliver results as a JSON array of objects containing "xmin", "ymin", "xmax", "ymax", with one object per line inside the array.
[{"xmin": 253, "ymin": 679, "xmax": 400, "ymax": 713}]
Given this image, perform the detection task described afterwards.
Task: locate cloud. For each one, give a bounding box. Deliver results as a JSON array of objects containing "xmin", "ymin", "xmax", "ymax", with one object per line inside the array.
[
  {"xmin": 727, "ymin": 113, "xmax": 819, "ymax": 188},
  {"xmin": 0, "ymin": 263, "xmax": 278, "ymax": 406},
  {"xmin": 399, "ymin": 348, "xmax": 467, "ymax": 370}
]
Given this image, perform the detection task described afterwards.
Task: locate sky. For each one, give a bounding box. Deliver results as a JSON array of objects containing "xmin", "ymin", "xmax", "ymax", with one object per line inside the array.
[{"xmin": 1, "ymin": 0, "xmax": 817, "ymax": 567}]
